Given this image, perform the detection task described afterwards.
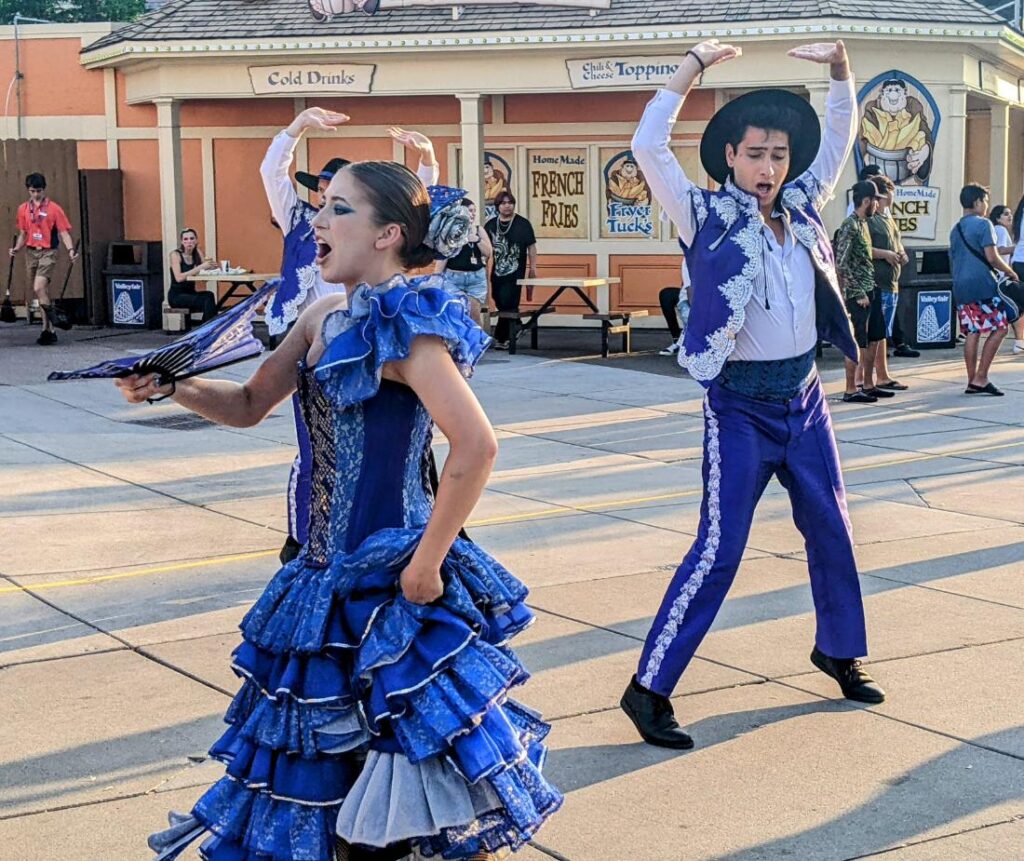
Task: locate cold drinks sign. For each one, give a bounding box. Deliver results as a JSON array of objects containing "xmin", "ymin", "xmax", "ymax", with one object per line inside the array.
[{"xmin": 248, "ymin": 64, "xmax": 376, "ymax": 94}]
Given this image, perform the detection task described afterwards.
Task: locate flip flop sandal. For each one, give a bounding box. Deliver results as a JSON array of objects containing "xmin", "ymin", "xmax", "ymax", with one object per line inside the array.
[{"xmin": 965, "ymin": 383, "xmax": 1004, "ymax": 396}]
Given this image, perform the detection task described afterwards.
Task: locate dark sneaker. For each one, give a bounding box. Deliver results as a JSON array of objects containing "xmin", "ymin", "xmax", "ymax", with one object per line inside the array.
[
  {"xmin": 860, "ymin": 386, "xmax": 896, "ymax": 399},
  {"xmin": 893, "ymin": 345, "xmax": 921, "ymax": 358},
  {"xmin": 36, "ymin": 330, "xmax": 57, "ymax": 346},
  {"xmin": 620, "ymin": 675, "xmax": 694, "ymax": 749},
  {"xmin": 811, "ymin": 646, "xmax": 885, "ymax": 703}
]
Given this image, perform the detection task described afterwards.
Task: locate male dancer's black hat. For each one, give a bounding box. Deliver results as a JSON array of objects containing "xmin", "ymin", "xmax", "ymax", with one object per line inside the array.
[
  {"xmin": 296, "ymin": 157, "xmax": 351, "ymax": 192},
  {"xmin": 700, "ymin": 89, "xmax": 821, "ymax": 185}
]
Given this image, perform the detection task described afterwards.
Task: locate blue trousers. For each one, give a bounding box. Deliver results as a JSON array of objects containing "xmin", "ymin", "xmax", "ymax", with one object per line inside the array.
[
  {"xmin": 638, "ymin": 377, "xmax": 869, "ymax": 697},
  {"xmin": 287, "ymin": 392, "xmax": 313, "ymax": 546}
]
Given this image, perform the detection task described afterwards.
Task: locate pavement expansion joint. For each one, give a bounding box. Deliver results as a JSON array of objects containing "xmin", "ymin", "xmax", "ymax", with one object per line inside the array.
[
  {"xmin": 771, "ymin": 674, "xmax": 1024, "ymax": 765},
  {"xmin": 0, "ymin": 644, "xmax": 127, "ymax": 671},
  {"xmin": 861, "ymin": 571, "xmax": 1024, "ymax": 612},
  {"xmin": 842, "ymin": 813, "xmax": 1024, "ymax": 859}
]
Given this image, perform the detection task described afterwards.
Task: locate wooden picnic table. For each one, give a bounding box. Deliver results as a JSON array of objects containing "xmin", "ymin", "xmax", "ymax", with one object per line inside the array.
[
  {"xmin": 188, "ymin": 271, "xmax": 279, "ymax": 311},
  {"xmin": 513, "ymin": 277, "xmax": 646, "ymax": 357}
]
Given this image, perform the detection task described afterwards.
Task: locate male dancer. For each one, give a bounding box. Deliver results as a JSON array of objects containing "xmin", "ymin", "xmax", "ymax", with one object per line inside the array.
[
  {"xmin": 621, "ymin": 39, "xmax": 885, "ymax": 750},
  {"xmin": 261, "ymin": 108, "xmax": 440, "ymax": 562}
]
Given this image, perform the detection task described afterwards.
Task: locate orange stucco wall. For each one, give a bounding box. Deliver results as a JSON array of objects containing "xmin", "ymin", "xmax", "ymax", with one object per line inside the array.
[
  {"xmin": 181, "ymin": 139, "xmax": 206, "ymax": 250},
  {"xmin": 505, "ymin": 89, "xmax": 714, "ymax": 123},
  {"xmin": 119, "ymin": 139, "xmax": 160, "ymax": 241},
  {"xmin": 317, "ymin": 95, "xmax": 473, "ymax": 126},
  {"xmin": 0, "ymin": 38, "xmax": 104, "ymax": 116},
  {"xmin": 181, "ymin": 99, "xmax": 298, "ymax": 128},
  {"xmin": 77, "ymin": 140, "xmax": 107, "ymax": 169},
  {"xmin": 214, "ymin": 138, "xmax": 282, "ymax": 275}
]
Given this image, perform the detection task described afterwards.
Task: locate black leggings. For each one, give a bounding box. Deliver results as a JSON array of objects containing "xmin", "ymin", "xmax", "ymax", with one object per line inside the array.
[
  {"xmin": 659, "ymin": 287, "xmax": 682, "ymax": 339},
  {"xmin": 168, "ymin": 286, "xmax": 217, "ymax": 322},
  {"xmin": 491, "ymin": 276, "xmax": 522, "ymax": 344}
]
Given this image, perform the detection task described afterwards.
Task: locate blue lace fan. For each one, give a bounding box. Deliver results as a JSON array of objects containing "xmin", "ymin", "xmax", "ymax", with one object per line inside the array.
[{"xmin": 48, "ymin": 282, "xmax": 278, "ymax": 383}]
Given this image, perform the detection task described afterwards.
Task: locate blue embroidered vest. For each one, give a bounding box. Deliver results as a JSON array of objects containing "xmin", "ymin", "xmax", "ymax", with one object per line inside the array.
[
  {"xmin": 679, "ymin": 174, "xmax": 858, "ymax": 383},
  {"xmin": 266, "ymin": 200, "xmax": 319, "ymax": 336}
]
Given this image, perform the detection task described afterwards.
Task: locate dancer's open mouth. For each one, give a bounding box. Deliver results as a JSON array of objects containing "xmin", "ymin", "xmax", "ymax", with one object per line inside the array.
[
  {"xmin": 756, "ymin": 182, "xmax": 774, "ymax": 196},
  {"xmin": 316, "ymin": 241, "xmax": 333, "ymax": 265}
]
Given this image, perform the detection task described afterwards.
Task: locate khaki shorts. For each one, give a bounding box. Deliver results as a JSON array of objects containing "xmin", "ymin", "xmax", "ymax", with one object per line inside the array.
[{"xmin": 26, "ymin": 247, "xmax": 58, "ymax": 282}]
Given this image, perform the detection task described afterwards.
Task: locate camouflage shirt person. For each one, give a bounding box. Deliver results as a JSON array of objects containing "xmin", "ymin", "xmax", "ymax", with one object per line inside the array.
[{"xmin": 834, "ymin": 214, "xmax": 875, "ymax": 301}]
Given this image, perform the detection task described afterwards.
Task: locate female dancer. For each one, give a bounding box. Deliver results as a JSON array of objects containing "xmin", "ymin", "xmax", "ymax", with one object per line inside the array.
[{"xmin": 125, "ymin": 162, "xmax": 560, "ymax": 860}]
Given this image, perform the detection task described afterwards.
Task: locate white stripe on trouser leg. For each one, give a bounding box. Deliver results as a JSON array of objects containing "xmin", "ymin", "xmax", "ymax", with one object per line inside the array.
[{"xmin": 640, "ymin": 397, "xmax": 722, "ymax": 690}]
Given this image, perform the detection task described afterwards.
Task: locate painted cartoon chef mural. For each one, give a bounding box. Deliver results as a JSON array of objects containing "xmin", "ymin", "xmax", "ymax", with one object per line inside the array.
[{"xmin": 855, "ymin": 70, "xmax": 942, "ymax": 240}]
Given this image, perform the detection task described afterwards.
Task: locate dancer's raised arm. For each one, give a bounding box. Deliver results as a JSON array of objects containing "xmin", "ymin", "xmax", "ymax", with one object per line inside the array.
[{"xmin": 631, "ymin": 40, "xmax": 741, "ymax": 247}]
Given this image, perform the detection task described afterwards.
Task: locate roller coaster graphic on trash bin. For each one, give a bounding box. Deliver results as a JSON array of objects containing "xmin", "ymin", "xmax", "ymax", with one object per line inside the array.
[
  {"xmin": 916, "ymin": 290, "xmax": 952, "ymax": 344},
  {"xmin": 112, "ymin": 279, "xmax": 146, "ymax": 326}
]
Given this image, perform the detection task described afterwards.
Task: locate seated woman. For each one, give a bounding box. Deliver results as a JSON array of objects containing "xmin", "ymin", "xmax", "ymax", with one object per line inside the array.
[
  {"xmin": 126, "ymin": 161, "xmax": 560, "ymax": 861},
  {"xmin": 435, "ymin": 197, "xmax": 492, "ymax": 325},
  {"xmin": 168, "ymin": 228, "xmax": 217, "ymax": 322}
]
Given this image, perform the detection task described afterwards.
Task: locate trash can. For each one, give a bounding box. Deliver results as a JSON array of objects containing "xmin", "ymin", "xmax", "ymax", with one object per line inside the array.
[
  {"xmin": 897, "ymin": 246, "xmax": 957, "ymax": 350},
  {"xmin": 104, "ymin": 240, "xmax": 163, "ymax": 329}
]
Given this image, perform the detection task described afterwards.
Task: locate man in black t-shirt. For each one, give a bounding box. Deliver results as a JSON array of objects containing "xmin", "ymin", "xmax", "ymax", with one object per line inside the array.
[{"xmin": 484, "ymin": 191, "xmax": 537, "ymax": 348}]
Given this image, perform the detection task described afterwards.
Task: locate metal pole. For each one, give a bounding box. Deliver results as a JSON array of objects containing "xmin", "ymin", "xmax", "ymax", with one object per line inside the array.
[
  {"xmin": 14, "ymin": 16, "xmax": 21, "ymax": 138},
  {"xmin": 12, "ymin": 14, "xmax": 53, "ymax": 140}
]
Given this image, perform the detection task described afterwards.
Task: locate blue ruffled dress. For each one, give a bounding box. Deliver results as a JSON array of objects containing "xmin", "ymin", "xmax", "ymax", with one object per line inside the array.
[{"xmin": 149, "ymin": 275, "xmax": 562, "ymax": 861}]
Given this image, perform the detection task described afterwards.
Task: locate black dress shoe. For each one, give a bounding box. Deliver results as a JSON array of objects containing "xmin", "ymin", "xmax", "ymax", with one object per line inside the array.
[
  {"xmin": 893, "ymin": 345, "xmax": 920, "ymax": 358},
  {"xmin": 620, "ymin": 675, "xmax": 694, "ymax": 749},
  {"xmin": 811, "ymin": 647, "xmax": 885, "ymax": 703},
  {"xmin": 278, "ymin": 535, "xmax": 303, "ymax": 565}
]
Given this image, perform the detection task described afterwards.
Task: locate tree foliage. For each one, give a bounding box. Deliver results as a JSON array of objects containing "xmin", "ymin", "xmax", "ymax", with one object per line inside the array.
[{"xmin": 0, "ymin": 0, "xmax": 147, "ymax": 24}]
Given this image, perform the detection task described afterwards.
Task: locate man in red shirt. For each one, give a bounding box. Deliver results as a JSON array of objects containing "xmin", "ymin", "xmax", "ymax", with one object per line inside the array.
[{"xmin": 10, "ymin": 172, "xmax": 78, "ymax": 345}]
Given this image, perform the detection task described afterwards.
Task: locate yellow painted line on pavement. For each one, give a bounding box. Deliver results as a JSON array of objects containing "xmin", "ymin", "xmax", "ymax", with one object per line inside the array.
[
  {"xmin": 1, "ymin": 436, "xmax": 1019, "ymax": 596},
  {"xmin": 0, "ymin": 549, "xmax": 278, "ymax": 595}
]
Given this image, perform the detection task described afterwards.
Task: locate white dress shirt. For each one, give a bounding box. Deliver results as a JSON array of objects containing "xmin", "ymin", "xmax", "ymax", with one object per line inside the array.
[
  {"xmin": 632, "ymin": 77, "xmax": 857, "ymax": 361},
  {"xmin": 260, "ymin": 131, "xmax": 441, "ymax": 313}
]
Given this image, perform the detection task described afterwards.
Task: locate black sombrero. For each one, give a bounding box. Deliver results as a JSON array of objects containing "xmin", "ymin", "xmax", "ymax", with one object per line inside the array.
[
  {"xmin": 700, "ymin": 89, "xmax": 821, "ymax": 185},
  {"xmin": 296, "ymin": 157, "xmax": 351, "ymax": 192}
]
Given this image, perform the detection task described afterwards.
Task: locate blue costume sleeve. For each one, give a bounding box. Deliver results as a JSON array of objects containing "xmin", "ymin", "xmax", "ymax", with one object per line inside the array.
[{"xmin": 313, "ymin": 276, "xmax": 491, "ymax": 408}]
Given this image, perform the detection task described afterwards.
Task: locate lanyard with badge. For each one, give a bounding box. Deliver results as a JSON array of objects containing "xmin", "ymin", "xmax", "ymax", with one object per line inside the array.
[{"xmin": 28, "ymin": 198, "xmax": 48, "ymax": 244}]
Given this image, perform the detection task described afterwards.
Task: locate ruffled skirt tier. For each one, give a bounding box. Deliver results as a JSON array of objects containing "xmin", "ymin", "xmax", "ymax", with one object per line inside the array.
[{"xmin": 149, "ymin": 528, "xmax": 561, "ymax": 861}]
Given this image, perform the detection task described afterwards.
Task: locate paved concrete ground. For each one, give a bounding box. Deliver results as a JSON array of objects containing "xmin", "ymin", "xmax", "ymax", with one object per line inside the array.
[{"xmin": 1, "ymin": 320, "xmax": 1023, "ymax": 861}]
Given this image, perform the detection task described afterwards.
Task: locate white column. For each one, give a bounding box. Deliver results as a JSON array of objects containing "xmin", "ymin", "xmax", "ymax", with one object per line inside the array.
[
  {"xmin": 155, "ymin": 97, "xmax": 184, "ymax": 300},
  {"xmin": 201, "ymin": 136, "xmax": 217, "ymax": 260},
  {"xmin": 944, "ymin": 86, "xmax": 968, "ymax": 240},
  {"xmin": 989, "ymin": 101, "xmax": 1010, "ymax": 205},
  {"xmin": 456, "ymin": 93, "xmax": 485, "ymax": 209}
]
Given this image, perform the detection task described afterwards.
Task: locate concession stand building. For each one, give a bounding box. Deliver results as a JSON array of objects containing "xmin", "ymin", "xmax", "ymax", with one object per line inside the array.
[{"xmin": 3, "ymin": 0, "xmax": 1024, "ymax": 322}]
